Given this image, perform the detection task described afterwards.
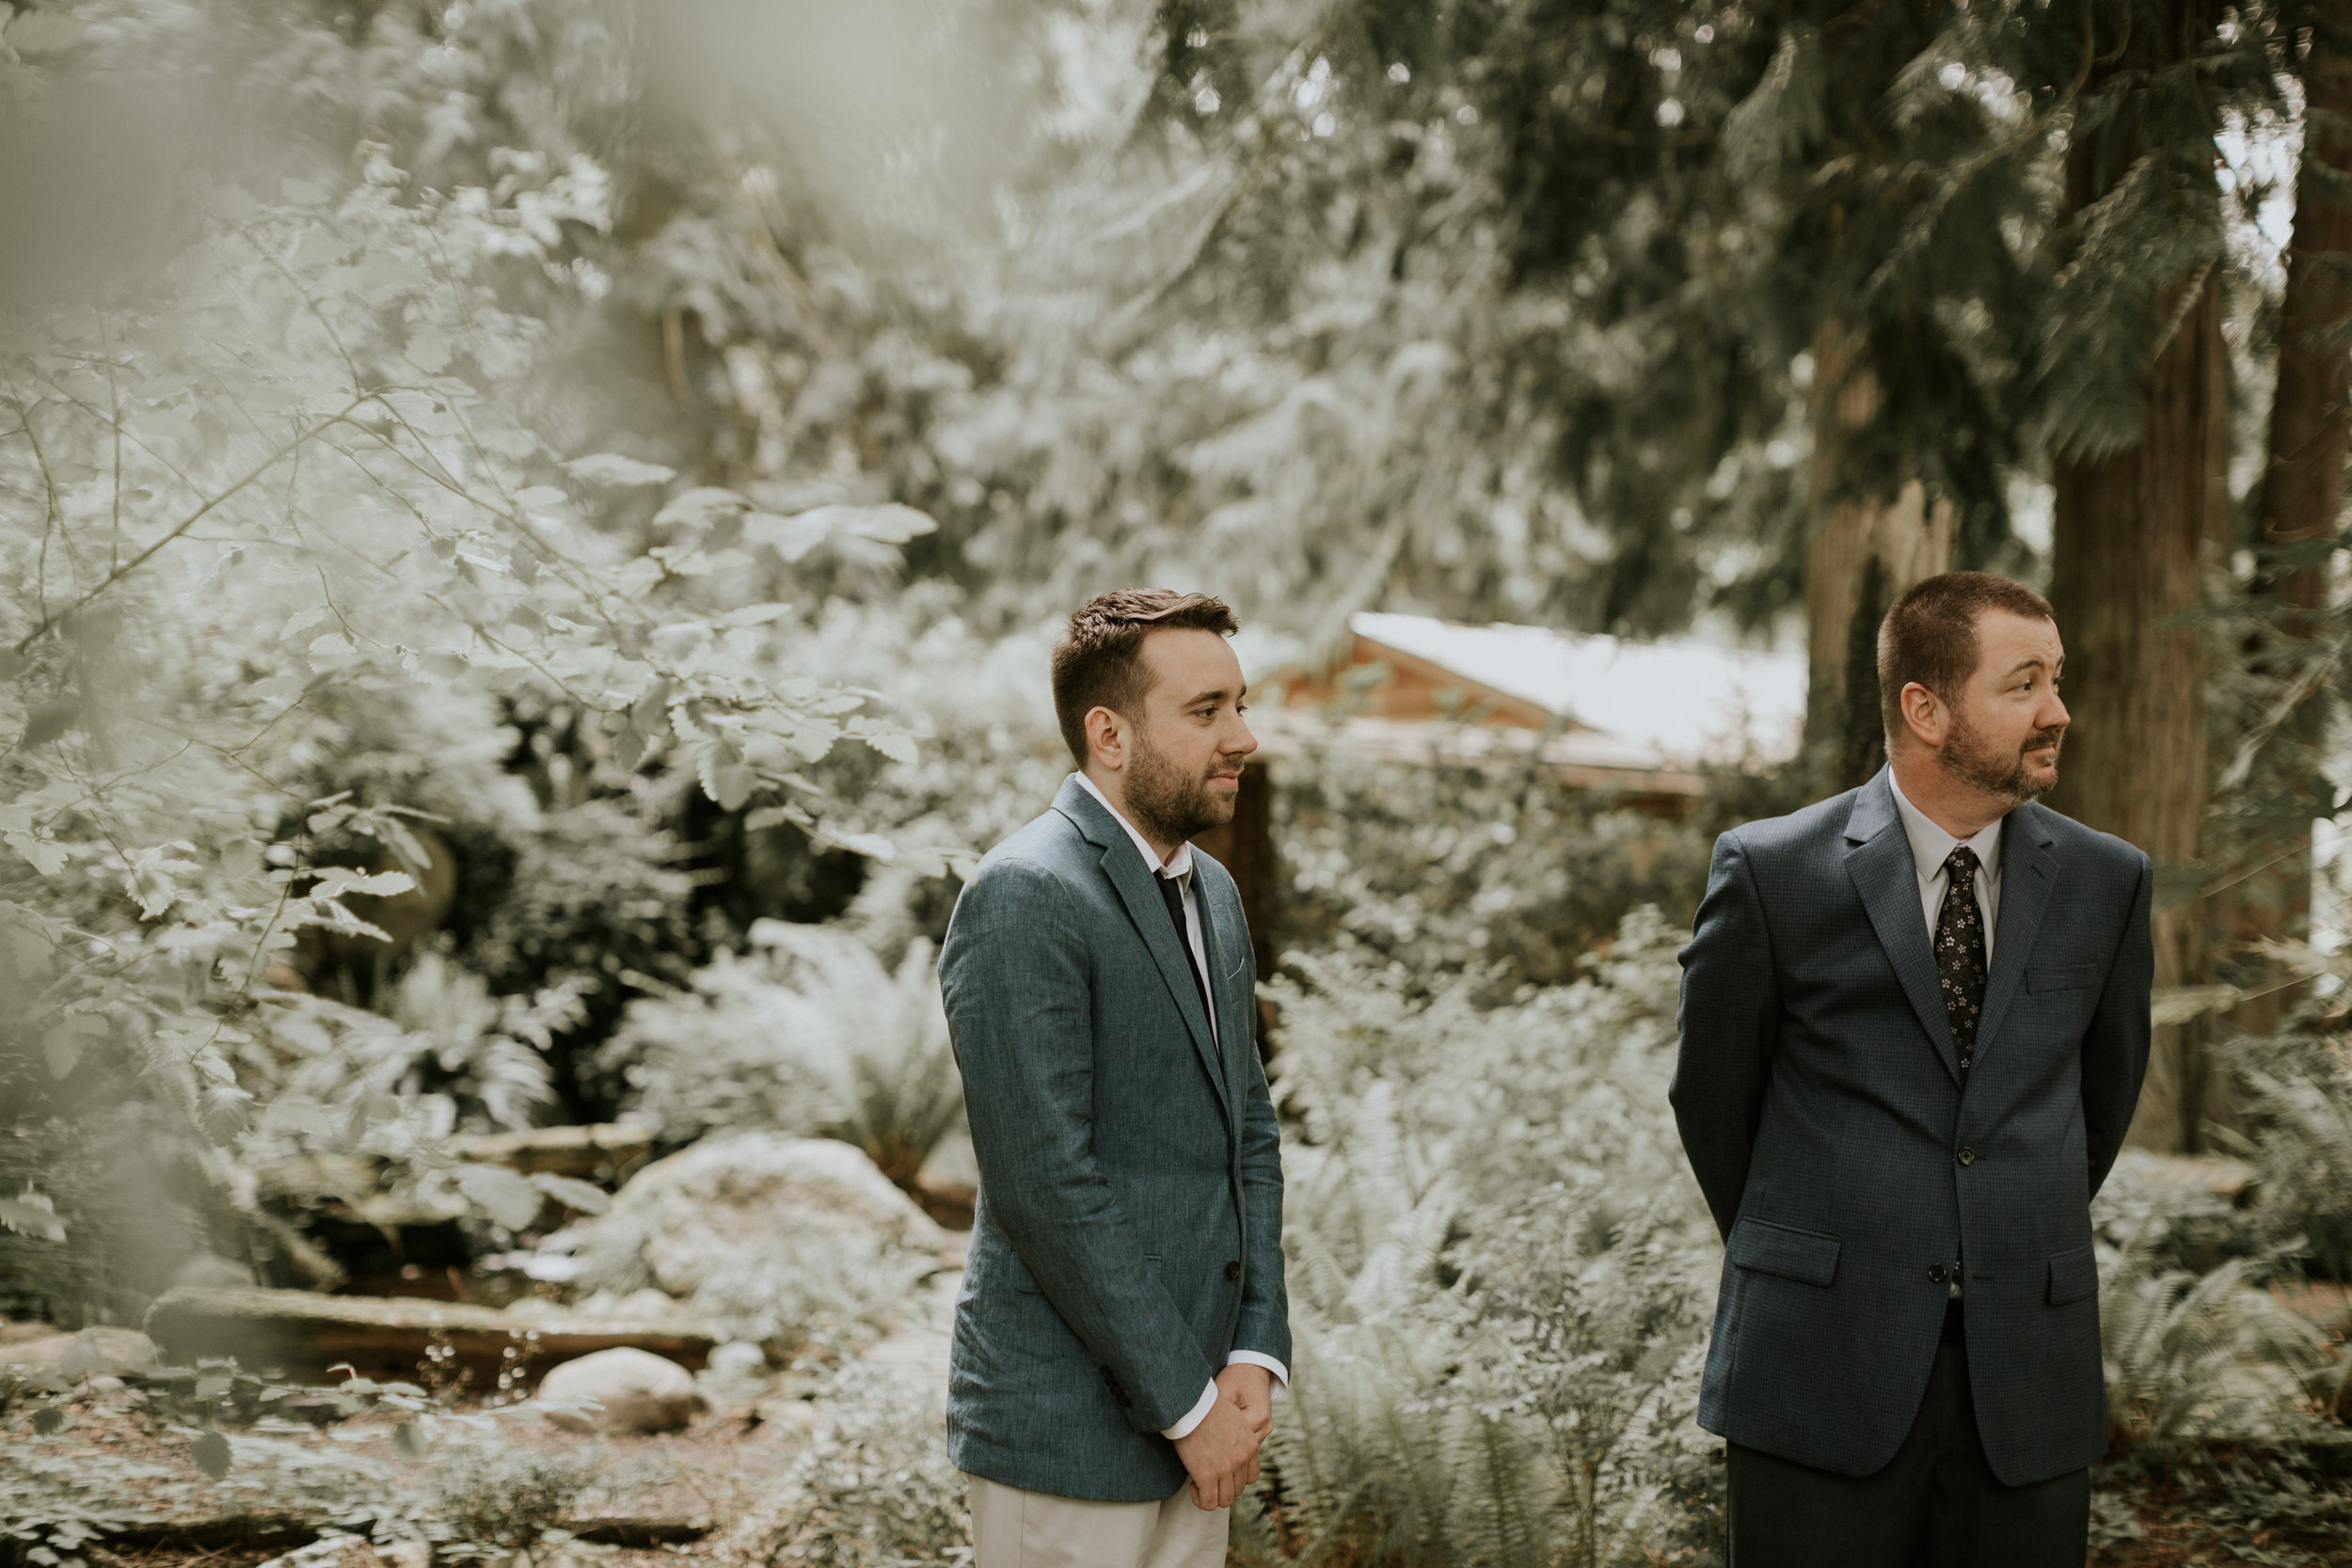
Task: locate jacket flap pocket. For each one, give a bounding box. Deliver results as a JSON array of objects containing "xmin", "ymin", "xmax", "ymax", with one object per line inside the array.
[
  {"xmin": 1727, "ymin": 1219, "xmax": 1841, "ymax": 1287},
  {"xmin": 2028, "ymin": 961, "xmax": 2102, "ymax": 992},
  {"xmin": 2046, "ymin": 1243, "xmax": 2099, "ymax": 1306}
]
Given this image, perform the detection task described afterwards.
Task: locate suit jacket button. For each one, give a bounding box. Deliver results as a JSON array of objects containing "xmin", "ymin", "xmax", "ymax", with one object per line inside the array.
[
  {"xmin": 1224, "ymin": 1260, "xmax": 1242, "ymax": 1282},
  {"xmin": 1956, "ymin": 1146, "xmax": 1977, "ymax": 1166},
  {"xmin": 1928, "ymin": 1263, "xmax": 1947, "ymax": 1283}
]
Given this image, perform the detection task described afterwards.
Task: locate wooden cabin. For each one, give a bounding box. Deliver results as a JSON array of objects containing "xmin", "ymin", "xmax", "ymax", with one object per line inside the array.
[{"xmin": 1193, "ymin": 612, "xmax": 1804, "ymax": 1006}]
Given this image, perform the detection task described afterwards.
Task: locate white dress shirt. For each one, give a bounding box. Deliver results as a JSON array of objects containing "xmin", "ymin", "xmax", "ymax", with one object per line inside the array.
[
  {"xmin": 1886, "ymin": 768, "xmax": 2005, "ymax": 962},
  {"xmin": 1070, "ymin": 771, "xmax": 1288, "ymax": 1438}
]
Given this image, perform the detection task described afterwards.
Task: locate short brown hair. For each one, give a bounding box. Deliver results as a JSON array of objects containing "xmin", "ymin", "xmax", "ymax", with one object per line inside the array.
[
  {"xmin": 1051, "ymin": 590, "xmax": 1240, "ymax": 764},
  {"xmin": 1878, "ymin": 572, "xmax": 2055, "ymax": 736}
]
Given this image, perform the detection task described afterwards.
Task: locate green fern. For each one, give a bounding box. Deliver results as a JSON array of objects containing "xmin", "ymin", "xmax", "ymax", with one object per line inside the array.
[
  {"xmin": 2102, "ymin": 1250, "xmax": 2332, "ymax": 1451},
  {"xmin": 1238, "ymin": 911, "xmax": 1724, "ymax": 1567},
  {"xmin": 606, "ymin": 921, "xmax": 964, "ymax": 1188}
]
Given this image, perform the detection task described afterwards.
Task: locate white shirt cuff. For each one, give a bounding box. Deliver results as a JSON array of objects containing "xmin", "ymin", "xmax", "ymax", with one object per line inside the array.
[
  {"xmin": 1226, "ymin": 1350, "xmax": 1290, "ymax": 1392},
  {"xmin": 1159, "ymin": 1354, "xmax": 1295, "ymax": 1440},
  {"xmin": 1160, "ymin": 1380, "xmax": 1219, "ymax": 1440}
]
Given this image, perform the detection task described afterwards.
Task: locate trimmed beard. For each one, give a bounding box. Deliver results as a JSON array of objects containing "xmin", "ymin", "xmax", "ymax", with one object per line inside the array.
[
  {"xmin": 1942, "ymin": 706, "xmax": 2063, "ymax": 805},
  {"xmin": 1124, "ymin": 723, "xmax": 1236, "ymax": 847}
]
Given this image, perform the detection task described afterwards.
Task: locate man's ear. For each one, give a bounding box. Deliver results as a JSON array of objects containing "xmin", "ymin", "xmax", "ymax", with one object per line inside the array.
[
  {"xmin": 1899, "ymin": 682, "xmax": 1947, "ymax": 750},
  {"xmin": 1084, "ymin": 704, "xmax": 1125, "ymax": 770}
]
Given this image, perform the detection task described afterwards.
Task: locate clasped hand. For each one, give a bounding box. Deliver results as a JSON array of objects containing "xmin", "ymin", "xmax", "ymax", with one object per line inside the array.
[{"xmin": 1170, "ymin": 1363, "xmax": 1275, "ymax": 1511}]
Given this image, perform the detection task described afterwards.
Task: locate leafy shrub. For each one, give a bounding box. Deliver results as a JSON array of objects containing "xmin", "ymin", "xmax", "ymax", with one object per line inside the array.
[
  {"xmin": 1266, "ymin": 735, "xmax": 1717, "ymax": 992},
  {"xmin": 716, "ymin": 1363, "xmax": 969, "ymax": 1568},
  {"xmin": 457, "ymin": 800, "xmax": 703, "ymax": 1120},
  {"xmin": 425, "ymin": 1435, "xmax": 596, "ymax": 1560},
  {"xmin": 256, "ymin": 955, "xmax": 581, "ymax": 1135}
]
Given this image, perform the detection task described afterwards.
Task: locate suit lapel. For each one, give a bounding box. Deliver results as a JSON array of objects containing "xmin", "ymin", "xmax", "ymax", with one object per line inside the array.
[
  {"xmin": 1200, "ymin": 874, "xmax": 1253, "ymax": 1115},
  {"xmin": 1195, "ymin": 879, "xmax": 1248, "ymax": 1136},
  {"xmin": 1844, "ymin": 772, "xmax": 1963, "ymax": 1085},
  {"xmin": 1054, "ymin": 780, "xmax": 1232, "ymax": 1125},
  {"xmin": 1971, "ymin": 805, "xmax": 2058, "ymax": 1070}
]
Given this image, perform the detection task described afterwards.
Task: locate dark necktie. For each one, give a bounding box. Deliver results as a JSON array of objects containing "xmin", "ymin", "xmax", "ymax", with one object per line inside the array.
[
  {"xmin": 1936, "ymin": 847, "xmax": 1987, "ymax": 1075},
  {"xmin": 1155, "ymin": 870, "xmax": 1214, "ymax": 1029}
]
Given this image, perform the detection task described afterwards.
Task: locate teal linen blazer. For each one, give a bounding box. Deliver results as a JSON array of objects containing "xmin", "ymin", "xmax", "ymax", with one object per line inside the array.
[{"xmin": 939, "ymin": 777, "xmax": 1291, "ymax": 1501}]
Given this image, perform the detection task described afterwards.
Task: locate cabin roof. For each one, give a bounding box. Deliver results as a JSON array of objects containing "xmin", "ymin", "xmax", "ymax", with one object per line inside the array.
[
  {"xmin": 1344, "ymin": 612, "xmax": 1804, "ymax": 767},
  {"xmin": 1258, "ymin": 613, "xmax": 1804, "ymax": 788}
]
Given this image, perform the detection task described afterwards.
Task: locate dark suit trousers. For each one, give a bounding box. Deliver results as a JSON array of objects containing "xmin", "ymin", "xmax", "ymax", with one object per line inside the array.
[{"xmin": 1727, "ymin": 1318, "xmax": 2090, "ymax": 1568}]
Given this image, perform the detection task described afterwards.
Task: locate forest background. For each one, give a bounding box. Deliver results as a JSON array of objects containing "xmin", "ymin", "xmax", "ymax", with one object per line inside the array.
[{"xmin": 5, "ymin": 0, "xmax": 2352, "ymax": 1564}]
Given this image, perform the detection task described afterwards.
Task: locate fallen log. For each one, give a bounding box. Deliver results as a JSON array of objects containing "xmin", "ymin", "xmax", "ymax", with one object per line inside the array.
[
  {"xmin": 76, "ymin": 1512, "xmax": 319, "ymax": 1552},
  {"xmin": 571, "ymin": 1517, "xmax": 716, "ymax": 1546},
  {"xmin": 47, "ymin": 1512, "xmax": 712, "ymax": 1554},
  {"xmin": 143, "ymin": 1285, "xmax": 719, "ymax": 1383},
  {"xmin": 444, "ymin": 1124, "xmax": 658, "ymax": 1181}
]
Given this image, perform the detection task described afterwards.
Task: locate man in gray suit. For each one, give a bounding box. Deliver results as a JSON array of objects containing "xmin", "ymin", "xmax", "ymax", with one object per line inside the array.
[
  {"xmin": 939, "ymin": 589, "xmax": 1290, "ymax": 1568},
  {"xmin": 1674, "ymin": 572, "xmax": 2152, "ymax": 1565}
]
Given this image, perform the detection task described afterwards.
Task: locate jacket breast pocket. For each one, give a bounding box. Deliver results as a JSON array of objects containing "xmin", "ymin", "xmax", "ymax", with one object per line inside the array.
[
  {"xmin": 1727, "ymin": 1218, "xmax": 1841, "ymax": 1288},
  {"xmin": 2046, "ymin": 1243, "xmax": 2099, "ymax": 1306},
  {"xmin": 2028, "ymin": 961, "xmax": 2102, "ymax": 992}
]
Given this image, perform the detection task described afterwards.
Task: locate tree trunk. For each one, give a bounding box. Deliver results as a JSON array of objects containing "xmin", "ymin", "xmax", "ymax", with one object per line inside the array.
[
  {"xmin": 1803, "ymin": 320, "xmax": 1958, "ymax": 793},
  {"xmin": 2261, "ymin": 35, "xmax": 2352, "ymax": 619},
  {"xmin": 2231, "ymin": 34, "xmax": 2352, "ymax": 1032},
  {"xmin": 2045, "ymin": 270, "xmax": 2233, "ymax": 1151}
]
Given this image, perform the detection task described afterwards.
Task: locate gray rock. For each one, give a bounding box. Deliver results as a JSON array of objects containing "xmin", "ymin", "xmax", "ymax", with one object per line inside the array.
[
  {"xmin": 619, "ymin": 1134, "xmax": 953, "ymax": 1296},
  {"xmin": 537, "ymin": 1345, "xmax": 705, "ymax": 1433},
  {"xmin": 707, "ymin": 1339, "xmax": 771, "ymax": 1380}
]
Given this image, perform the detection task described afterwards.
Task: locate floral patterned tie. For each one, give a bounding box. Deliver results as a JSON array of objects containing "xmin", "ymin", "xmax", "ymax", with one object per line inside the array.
[{"xmin": 1937, "ymin": 847, "xmax": 1986, "ymax": 1076}]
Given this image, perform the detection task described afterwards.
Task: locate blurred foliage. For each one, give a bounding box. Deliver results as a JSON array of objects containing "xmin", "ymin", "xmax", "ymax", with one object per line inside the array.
[
  {"xmin": 1233, "ymin": 909, "xmax": 1724, "ymax": 1564},
  {"xmin": 1268, "ymin": 734, "xmax": 1717, "ymax": 990},
  {"xmin": 0, "ymin": 0, "xmax": 933, "ymax": 1315}
]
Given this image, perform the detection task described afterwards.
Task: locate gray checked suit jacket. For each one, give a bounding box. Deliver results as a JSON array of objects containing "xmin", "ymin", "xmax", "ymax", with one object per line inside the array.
[
  {"xmin": 1672, "ymin": 768, "xmax": 2152, "ymax": 1485},
  {"xmin": 937, "ymin": 777, "xmax": 1291, "ymax": 1502}
]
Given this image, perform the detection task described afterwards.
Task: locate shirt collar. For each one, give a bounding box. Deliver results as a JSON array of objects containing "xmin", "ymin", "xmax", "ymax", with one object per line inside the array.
[
  {"xmin": 1072, "ymin": 771, "xmax": 1194, "ymax": 881},
  {"xmin": 1886, "ymin": 766, "xmax": 2004, "ymax": 884}
]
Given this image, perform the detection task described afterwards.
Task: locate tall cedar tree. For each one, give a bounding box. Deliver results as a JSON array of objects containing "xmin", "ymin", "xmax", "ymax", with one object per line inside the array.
[
  {"xmin": 2227, "ymin": 9, "xmax": 2352, "ymax": 1036},
  {"xmin": 1989, "ymin": 0, "xmax": 2280, "ymax": 1149}
]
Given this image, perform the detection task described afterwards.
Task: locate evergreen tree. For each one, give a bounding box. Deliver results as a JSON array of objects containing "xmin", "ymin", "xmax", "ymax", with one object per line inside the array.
[
  {"xmin": 2225, "ymin": 8, "xmax": 2352, "ymax": 1037},
  {"xmin": 1962, "ymin": 0, "xmax": 2286, "ymax": 1148}
]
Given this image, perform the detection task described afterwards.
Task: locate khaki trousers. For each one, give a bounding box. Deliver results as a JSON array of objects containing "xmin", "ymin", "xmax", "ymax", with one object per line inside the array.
[{"xmin": 965, "ymin": 1473, "xmax": 1229, "ymax": 1568}]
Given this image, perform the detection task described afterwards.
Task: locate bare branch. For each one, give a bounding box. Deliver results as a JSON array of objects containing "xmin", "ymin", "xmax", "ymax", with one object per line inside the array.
[{"xmin": 11, "ymin": 400, "xmax": 372, "ymax": 656}]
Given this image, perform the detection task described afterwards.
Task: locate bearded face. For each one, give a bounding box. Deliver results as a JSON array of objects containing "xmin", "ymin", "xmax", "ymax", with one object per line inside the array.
[
  {"xmin": 1124, "ymin": 719, "xmax": 1242, "ymax": 847},
  {"xmin": 1942, "ymin": 704, "xmax": 2064, "ymax": 805}
]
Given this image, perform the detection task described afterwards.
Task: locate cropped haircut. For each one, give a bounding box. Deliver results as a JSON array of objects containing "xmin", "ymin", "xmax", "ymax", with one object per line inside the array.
[
  {"xmin": 1051, "ymin": 590, "xmax": 1241, "ymax": 765},
  {"xmin": 1878, "ymin": 572, "xmax": 2056, "ymax": 737}
]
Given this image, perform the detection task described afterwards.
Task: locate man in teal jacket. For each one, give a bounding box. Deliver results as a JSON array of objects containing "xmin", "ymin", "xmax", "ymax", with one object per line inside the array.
[{"xmin": 939, "ymin": 589, "xmax": 1291, "ymax": 1568}]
